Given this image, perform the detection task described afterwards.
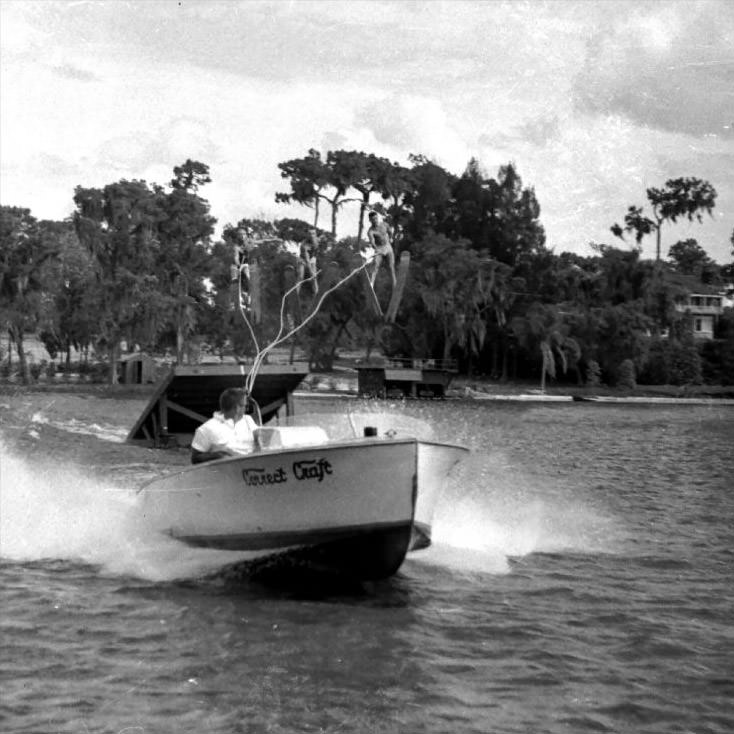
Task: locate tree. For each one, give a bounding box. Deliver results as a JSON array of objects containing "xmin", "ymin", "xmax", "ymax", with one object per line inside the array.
[
  {"xmin": 44, "ymin": 220, "xmax": 96, "ymax": 369},
  {"xmin": 719, "ymin": 228, "xmax": 734, "ymax": 282},
  {"xmin": 197, "ymin": 238, "xmax": 241, "ymax": 358},
  {"xmin": 595, "ymin": 302, "xmax": 654, "ymax": 383},
  {"xmin": 716, "ymin": 310, "xmax": 734, "ymax": 385},
  {"xmin": 322, "ymin": 149, "xmax": 365, "ymax": 237},
  {"xmin": 273, "ymin": 217, "xmax": 315, "ymax": 243},
  {"xmin": 511, "ymin": 302, "xmax": 580, "ymax": 391},
  {"xmin": 562, "ymin": 306, "xmax": 605, "ymax": 385},
  {"xmin": 447, "ymin": 158, "xmax": 494, "ymax": 249},
  {"xmin": 668, "ymin": 238, "xmax": 710, "ymax": 274},
  {"xmin": 276, "ymin": 149, "xmax": 330, "ymax": 229},
  {"xmin": 413, "ymin": 235, "xmax": 498, "ymax": 366},
  {"xmin": 346, "ymin": 152, "xmax": 396, "ymax": 242},
  {"xmin": 487, "ymin": 163, "xmax": 546, "ymax": 267},
  {"xmin": 296, "ymin": 239, "xmax": 363, "ymax": 370},
  {"xmin": 641, "ymin": 336, "xmax": 702, "ymax": 386},
  {"xmin": 402, "ymin": 155, "xmax": 456, "ymax": 240},
  {"xmin": 378, "ymin": 162, "xmax": 413, "ymax": 249},
  {"xmin": 276, "ymin": 149, "xmax": 367, "ymax": 236},
  {"xmin": 73, "ymin": 180, "xmax": 165, "ymax": 383},
  {"xmin": 171, "ymin": 159, "xmax": 211, "ymax": 192},
  {"xmin": 590, "ymin": 244, "xmax": 648, "ymax": 305},
  {"xmin": 612, "ymin": 177, "xmax": 717, "ymax": 261},
  {"xmin": 156, "ymin": 161, "xmax": 216, "ymax": 364},
  {"xmin": 0, "ymin": 207, "xmax": 60, "ymax": 383},
  {"xmin": 641, "ymin": 262, "xmax": 688, "ymax": 333},
  {"xmin": 610, "ymin": 205, "xmax": 654, "ymax": 250},
  {"xmin": 667, "ymin": 238, "xmax": 719, "ymax": 283}
]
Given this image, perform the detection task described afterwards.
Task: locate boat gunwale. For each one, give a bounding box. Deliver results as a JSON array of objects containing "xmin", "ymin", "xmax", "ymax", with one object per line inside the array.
[{"xmin": 137, "ymin": 435, "xmax": 469, "ymax": 492}]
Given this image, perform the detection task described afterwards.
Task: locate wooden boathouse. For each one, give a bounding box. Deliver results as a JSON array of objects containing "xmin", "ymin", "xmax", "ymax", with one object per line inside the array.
[
  {"xmin": 355, "ymin": 358, "xmax": 458, "ymax": 399},
  {"xmin": 127, "ymin": 363, "xmax": 309, "ymax": 448}
]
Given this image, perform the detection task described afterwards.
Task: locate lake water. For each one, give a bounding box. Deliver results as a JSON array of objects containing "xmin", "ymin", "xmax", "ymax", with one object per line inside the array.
[{"xmin": 1, "ymin": 394, "xmax": 733, "ymax": 733}]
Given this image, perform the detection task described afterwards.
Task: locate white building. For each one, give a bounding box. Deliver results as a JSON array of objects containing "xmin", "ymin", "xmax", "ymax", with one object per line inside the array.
[{"xmin": 675, "ymin": 287, "xmax": 729, "ymax": 340}]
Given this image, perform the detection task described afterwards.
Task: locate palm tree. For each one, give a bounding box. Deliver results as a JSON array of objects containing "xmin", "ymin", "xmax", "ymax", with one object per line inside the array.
[
  {"xmin": 415, "ymin": 235, "xmax": 494, "ymax": 366},
  {"xmin": 512, "ymin": 302, "xmax": 580, "ymax": 391}
]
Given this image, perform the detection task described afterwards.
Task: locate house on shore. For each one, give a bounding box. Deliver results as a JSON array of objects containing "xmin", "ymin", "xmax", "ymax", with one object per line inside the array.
[{"xmin": 675, "ymin": 284, "xmax": 733, "ymax": 340}]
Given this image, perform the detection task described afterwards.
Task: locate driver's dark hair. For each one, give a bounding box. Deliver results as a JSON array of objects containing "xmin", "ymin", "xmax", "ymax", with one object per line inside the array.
[{"xmin": 219, "ymin": 387, "xmax": 246, "ymax": 413}]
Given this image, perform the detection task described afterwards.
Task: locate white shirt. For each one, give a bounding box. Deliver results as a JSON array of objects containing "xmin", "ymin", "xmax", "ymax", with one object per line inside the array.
[{"xmin": 191, "ymin": 411, "xmax": 258, "ymax": 455}]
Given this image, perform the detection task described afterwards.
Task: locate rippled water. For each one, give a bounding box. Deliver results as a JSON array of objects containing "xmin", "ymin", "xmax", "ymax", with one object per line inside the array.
[{"xmin": 1, "ymin": 394, "xmax": 733, "ymax": 733}]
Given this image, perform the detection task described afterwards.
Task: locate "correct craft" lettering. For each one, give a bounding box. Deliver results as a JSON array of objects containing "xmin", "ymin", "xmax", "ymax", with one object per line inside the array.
[
  {"xmin": 241, "ymin": 467, "xmax": 288, "ymax": 486},
  {"xmin": 292, "ymin": 458, "xmax": 332, "ymax": 482}
]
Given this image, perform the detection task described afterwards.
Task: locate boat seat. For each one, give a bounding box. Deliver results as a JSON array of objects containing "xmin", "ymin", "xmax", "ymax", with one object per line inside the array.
[{"xmin": 254, "ymin": 426, "xmax": 329, "ymax": 450}]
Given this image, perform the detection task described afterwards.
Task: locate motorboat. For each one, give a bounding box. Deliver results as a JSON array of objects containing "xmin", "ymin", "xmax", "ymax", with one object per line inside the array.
[
  {"xmin": 136, "ymin": 413, "xmax": 468, "ymax": 580},
  {"xmin": 130, "ymin": 257, "xmax": 469, "ymax": 580}
]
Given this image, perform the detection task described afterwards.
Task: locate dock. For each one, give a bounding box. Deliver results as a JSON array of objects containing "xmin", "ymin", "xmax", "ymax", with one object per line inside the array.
[{"xmin": 355, "ymin": 358, "xmax": 458, "ymax": 398}]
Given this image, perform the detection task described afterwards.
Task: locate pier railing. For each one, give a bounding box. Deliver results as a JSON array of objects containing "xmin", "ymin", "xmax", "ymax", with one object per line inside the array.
[{"xmin": 382, "ymin": 357, "xmax": 458, "ymax": 372}]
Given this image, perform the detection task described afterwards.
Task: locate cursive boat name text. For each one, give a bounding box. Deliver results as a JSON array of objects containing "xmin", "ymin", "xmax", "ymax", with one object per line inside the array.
[
  {"xmin": 241, "ymin": 467, "xmax": 288, "ymax": 486},
  {"xmin": 292, "ymin": 458, "xmax": 332, "ymax": 482}
]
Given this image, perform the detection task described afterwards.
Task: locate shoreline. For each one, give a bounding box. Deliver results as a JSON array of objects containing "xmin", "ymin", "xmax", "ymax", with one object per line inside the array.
[
  {"xmin": 2, "ymin": 375, "xmax": 734, "ymax": 406},
  {"xmin": 294, "ymin": 390, "xmax": 734, "ymax": 405}
]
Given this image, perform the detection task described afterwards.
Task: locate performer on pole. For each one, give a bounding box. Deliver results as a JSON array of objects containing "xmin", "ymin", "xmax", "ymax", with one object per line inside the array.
[
  {"xmin": 297, "ymin": 228, "xmax": 320, "ymax": 294},
  {"xmin": 366, "ymin": 211, "xmax": 396, "ymax": 287}
]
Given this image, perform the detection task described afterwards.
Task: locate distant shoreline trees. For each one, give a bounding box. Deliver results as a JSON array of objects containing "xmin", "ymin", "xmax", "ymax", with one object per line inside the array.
[
  {"xmin": 1, "ymin": 151, "xmax": 733, "ymax": 387},
  {"xmin": 611, "ymin": 177, "xmax": 717, "ymax": 261}
]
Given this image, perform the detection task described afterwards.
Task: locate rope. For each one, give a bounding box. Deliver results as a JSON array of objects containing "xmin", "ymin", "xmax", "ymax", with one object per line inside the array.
[{"xmin": 237, "ymin": 254, "xmax": 373, "ymax": 407}]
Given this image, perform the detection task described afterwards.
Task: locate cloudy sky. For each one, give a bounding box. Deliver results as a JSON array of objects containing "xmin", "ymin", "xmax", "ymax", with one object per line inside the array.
[{"xmin": 2, "ymin": 0, "xmax": 733, "ymax": 262}]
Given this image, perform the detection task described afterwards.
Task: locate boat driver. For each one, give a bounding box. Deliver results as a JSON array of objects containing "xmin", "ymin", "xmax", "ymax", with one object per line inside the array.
[{"xmin": 190, "ymin": 387, "xmax": 258, "ymax": 464}]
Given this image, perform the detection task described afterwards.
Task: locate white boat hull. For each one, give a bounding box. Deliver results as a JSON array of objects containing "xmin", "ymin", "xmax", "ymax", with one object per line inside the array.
[{"xmin": 137, "ymin": 437, "xmax": 467, "ymax": 579}]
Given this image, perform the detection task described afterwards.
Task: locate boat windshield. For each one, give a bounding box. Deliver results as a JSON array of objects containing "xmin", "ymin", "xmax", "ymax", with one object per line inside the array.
[{"xmin": 279, "ymin": 410, "xmax": 436, "ymax": 442}]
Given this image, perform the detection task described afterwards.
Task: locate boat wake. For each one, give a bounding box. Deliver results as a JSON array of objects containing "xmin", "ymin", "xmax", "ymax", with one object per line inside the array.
[
  {"xmin": 0, "ymin": 434, "xmax": 619, "ymax": 584},
  {"xmin": 28, "ymin": 412, "xmax": 128, "ymax": 443},
  {"xmin": 0, "ymin": 441, "xmax": 262, "ymax": 582},
  {"xmin": 410, "ymin": 449, "xmax": 622, "ymax": 576}
]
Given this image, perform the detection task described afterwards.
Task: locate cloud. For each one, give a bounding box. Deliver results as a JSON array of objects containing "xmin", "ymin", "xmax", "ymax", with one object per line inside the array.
[
  {"xmin": 164, "ymin": 117, "xmax": 220, "ymax": 165},
  {"xmin": 321, "ymin": 130, "xmax": 349, "ymax": 151},
  {"xmin": 52, "ymin": 63, "xmax": 99, "ymax": 82},
  {"xmin": 473, "ymin": 108, "xmax": 734, "ymax": 263},
  {"xmin": 0, "ymin": 4, "xmax": 47, "ymax": 57},
  {"xmin": 2, "ymin": 0, "xmax": 732, "ymax": 263},
  {"xmin": 573, "ymin": 1, "xmax": 734, "ymax": 136},
  {"xmin": 504, "ymin": 116, "xmax": 563, "ymax": 148},
  {"xmin": 33, "ymin": 153, "xmax": 84, "ymax": 178},
  {"xmin": 356, "ymin": 94, "xmax": 469, "ymax": 170},
  {"xmin": 94, "ymin": 132, "xmax": 156, "ymax": 173},
  {"xmin": 85, "ymin": 117, "xmax": 223, "ymax": 192}
]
